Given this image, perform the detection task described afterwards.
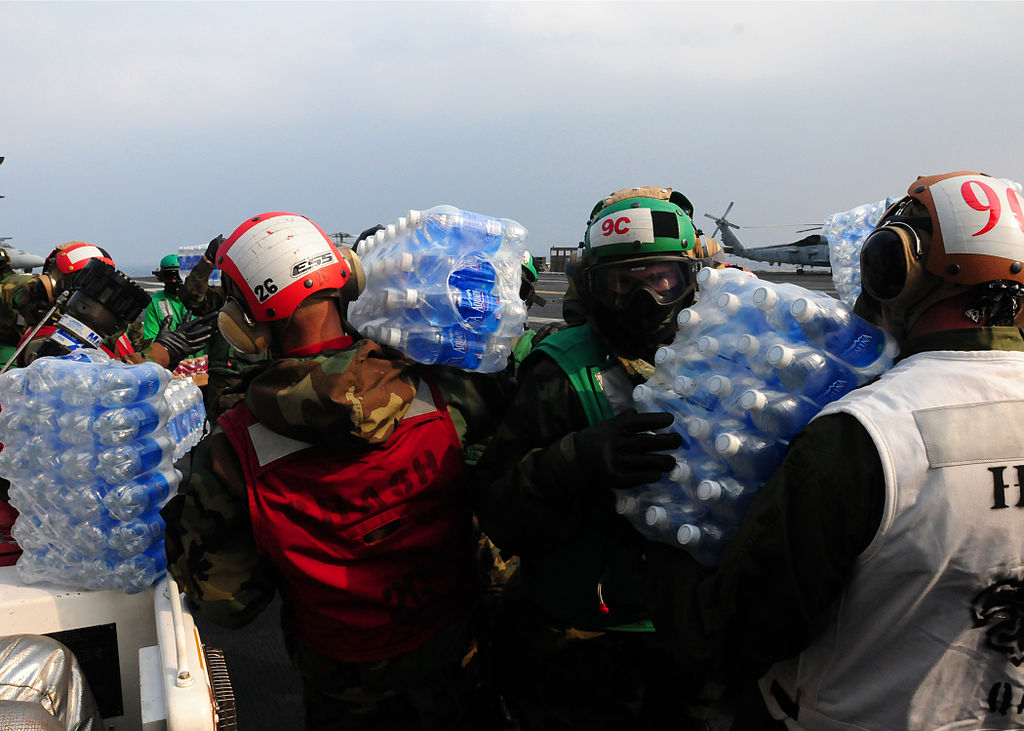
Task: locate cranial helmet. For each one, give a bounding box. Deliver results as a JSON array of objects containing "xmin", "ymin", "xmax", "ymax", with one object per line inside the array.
[
  {"xmin": 580, "ymin": 187, "xmax": 699, "ymax": 360},
  {"xmin": 216, "ymin": 212, "xmax": 364, "ymax": 354},
  {"xmin": 49, "ymin": 242, "xmax": 114, "ymax": 277},
  {"xmin": 861, "ymin": 172, "xmax": 1024, "ymax": 302}
]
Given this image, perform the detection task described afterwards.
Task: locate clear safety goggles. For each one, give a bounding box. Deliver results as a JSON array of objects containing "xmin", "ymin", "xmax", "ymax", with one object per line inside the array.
[{"xmin": 587, "ymin": 258, "xmax": 693, "ymax": 309}]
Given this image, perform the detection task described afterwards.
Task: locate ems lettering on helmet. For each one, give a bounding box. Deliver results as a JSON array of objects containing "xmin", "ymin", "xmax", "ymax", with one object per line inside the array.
[
  {"xmin": 290, "ymin": 250, "xmax": 337, "ymax": 278},
  {"xmin": 253, "ymin": 278, "xmax": 279, "ymax": 303}
]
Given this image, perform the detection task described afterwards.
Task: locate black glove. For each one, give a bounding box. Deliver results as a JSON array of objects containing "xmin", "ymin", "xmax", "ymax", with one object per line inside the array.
[
  {"xmin": 574, "ymin": 409, "xmax": 682, "ymax": 490},
  {"xmin": 204, "ymin": 235, "xmax": 225, "ymax": 265},
  {"xmin": 153, "ymin": 312, "xmax": 219, "ymax": 370}
]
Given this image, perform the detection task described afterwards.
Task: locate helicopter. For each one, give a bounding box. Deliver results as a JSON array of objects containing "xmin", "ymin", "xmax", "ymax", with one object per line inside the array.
[
  {"xmin": 705, "ymin": 202, "xmax": 831, "ymax": 274},
  {"xmin": 0, "ymin": 157, "xmax": 48, "ymax": 271}
]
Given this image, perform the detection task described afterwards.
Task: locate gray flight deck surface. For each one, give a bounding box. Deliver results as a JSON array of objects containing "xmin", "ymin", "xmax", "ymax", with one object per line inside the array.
[{"xmin": 143, "ymin": 269, "xmax": 837, "ymax": 730}]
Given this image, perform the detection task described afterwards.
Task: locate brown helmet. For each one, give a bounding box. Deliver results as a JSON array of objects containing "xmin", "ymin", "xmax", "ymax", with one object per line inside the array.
[{"xmin": 861, "ymin": 172, "xmax": 1024, "ymax": 302}]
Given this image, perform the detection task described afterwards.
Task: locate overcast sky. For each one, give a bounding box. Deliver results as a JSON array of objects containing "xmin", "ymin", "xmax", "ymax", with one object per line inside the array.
[{"xmin": 3, "ymin": 1, "xmax": 1022, "ymax": 273}]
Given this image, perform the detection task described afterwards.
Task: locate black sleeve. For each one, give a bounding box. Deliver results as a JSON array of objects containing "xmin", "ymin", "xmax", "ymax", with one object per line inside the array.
[
  {"xmin": 470, "ymin": 354, "xmax": 594, "ymax": 556},
  {"xmin": 645, "ymin": 412, "xmax": 886, "ymax": 683}
]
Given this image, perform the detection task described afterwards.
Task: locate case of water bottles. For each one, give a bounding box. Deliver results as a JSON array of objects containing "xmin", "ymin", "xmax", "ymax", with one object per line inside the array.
[
  {"xmin": 0, "ymin": 350, "xmax": 207, "ymax": 593},
  {"xmin": 348, "ymin": 205, "xmax": 529, "ymax": 372},
  {"xmin": 621, "ymin": 266, "xmax": 898, "ymax": 566},
  {"xmin": 823, "ymin": 197, "xmax": 897, "ymax": 308},
  {"xmin": 177, "ymin": 244, "xmax": 221, "ymax": 287}
]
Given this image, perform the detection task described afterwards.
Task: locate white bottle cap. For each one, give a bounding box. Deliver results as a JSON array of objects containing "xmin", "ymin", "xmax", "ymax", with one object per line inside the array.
[
  {"xmin": 790, "ymin": 297, "xmax": 817, "ymax": 322},
  {"xmin": 716, "ymin": 292, "xmax": 741, "ymax": 314},
  {"xmin": 654, "ymin": 347, "xmax": 673, "ymax": 366},
  {"xmin": 645, "ymin": 505, "xmax": 667, "ymax": 527},
  {"xmin": 766, "ymin": 344, "xmax": 795, "ymax": 368},
  {"xmin": 736, "ymin": 334, "xmax": 758, "ymax": 355},
  {"xmin": 706, "ymin": 374, "xmax": 731, "ymax": 396},
  {"xmin": 669, "ymin": 460, "xmax": 691, "ymax": 484},
  {"xmin": 696, "ymin": 267, "xmax": 718, "ymax": 287},
  {"xmin": 378, "ymin": 326, "xmax": 402, "ymax": 348},
  {"xmin": 632, "ymin": 384, "xmax": 652, "ymax": 405},
  {"xmin": 714, "ymin": 432, "xmax": 742, "ymax": 457},
  {"xmin": 373, "ymin": 230, "xmax": 387, "ymax": 245},
  {"xmin": 696, "ymin": 336, "xmax": 719, "ymax": 356},
  {"xmin": 397, "ymin": 252, "xmax": 414, "ymax": 272},
  {"xmin": 677, "ymin": 308, "xmax": 700, "ymax": 328},
  {"xmin": 739, "ymin": 389, "xmax": 767, "ymax": 412},
  {"xmin": 615, "ymin": 495, "xmax": 636, "ymax": 515},
  {"xmin": 751, "ymin": 286, "xmax": 777, "ymax": 308},
  {"xmin": 687, "ymin": 418, "xmax": 712, "ymax": 439},
  {"xmin": 672, "ymin": 376, "xmax": 696, "ymax": 397},
  {"xmin": 676, "ymin": 524, "xmax": 700, "ymax": 546},
  {"xmin": 696, "ymin": 480, "xmax": 721, "ymax": 501},
  {"xmin": 396, "ymin": 216, "xmax": 408, "ymax": 232},
  {"xmin": 407, "ymin": 209, "xmax": 422, "ymax": 227},
  {"xmin": 386, "ymin": 224, "xmax": 397, "ymax": 239}
]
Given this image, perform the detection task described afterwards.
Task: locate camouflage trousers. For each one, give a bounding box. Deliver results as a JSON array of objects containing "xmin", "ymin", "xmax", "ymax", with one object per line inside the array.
[
  {"xmin": 285, "ymin": 612, "xmax": 503, "ymax": 731},
  {"xmin": 491, "ymin": 584, "xmax": 715, "ymax": 731}
]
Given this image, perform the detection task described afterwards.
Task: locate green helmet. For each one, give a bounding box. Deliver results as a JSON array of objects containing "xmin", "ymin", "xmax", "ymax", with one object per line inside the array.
[
  {"xmin": 521, "ymin": 250, "xmax": 539, "ymax": 281},
  {"xmin": 158, "ymin": 254, "xmax": 179, "ymax": 270},
  {"xmin": 583, "ymin": 196, "xmax": 696, "ymax": 262}
]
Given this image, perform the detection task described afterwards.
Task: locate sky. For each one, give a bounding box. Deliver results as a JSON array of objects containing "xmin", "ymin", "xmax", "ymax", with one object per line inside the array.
[{"xmin": 3, "ymin": 1, "xmax": 1023, "ymax": 274}]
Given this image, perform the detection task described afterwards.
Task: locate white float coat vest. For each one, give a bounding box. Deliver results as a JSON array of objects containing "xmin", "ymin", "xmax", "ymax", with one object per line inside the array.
[{"xmin": 760, "ymin": 349, "xmax": 1024, "ymax": 730}]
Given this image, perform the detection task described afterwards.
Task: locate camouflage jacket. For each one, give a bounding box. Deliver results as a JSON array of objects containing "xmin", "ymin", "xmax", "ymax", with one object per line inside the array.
[{"xmin": 162, "ymin": 338, "xmax": 509, "ymax": 629}]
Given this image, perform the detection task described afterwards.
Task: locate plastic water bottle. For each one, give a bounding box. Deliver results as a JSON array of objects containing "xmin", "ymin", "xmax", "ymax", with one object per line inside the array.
[
  {"xmin": 740, "ymin": 388, "xmax": 821, "ymax": 439},
  {"xmin": 369, "ymin": 324, "xmax": 509, "ymax": 372},
  {"xmin": 790, "ymin": 296, "xmax": 895, "ymax": 368},
  {"xmin": 98, "ymin": 363, "xmax": 170, "ymax": 407},
  {"xmin": 705, "ymin": 374, "xmax": 763, "ymax": 419},
  {"xmin": 714, "ymin": 430, "xmax": 787, "ymax": 481},
  {"xmin": 696, "ymin": 476, "xmax": 758, "ymax": 523},
  {"xmin": 672, "ymin": 375, "xmax": 719, "ymax": 413},
  {"xmin": 102, "ymin": 467, "xmax": 181, "ymax": 520},
  {"xmin": 108, "ymin": 514, "xmax": 164, "ymax": 557},
  {"xmin": 666, "ymin": 456, "xmax": 727, "ymax": 489},
  {"xmin": 676, "ymin": 306, "xmax": 729, "ymax": 339},
  {"xmin": 92, "ymin": 401, "xmax": 166, "ymax": 446},
  {"xmin": 750, "ymin": 283, "xmax": 812, "ymax": 338},
  {"xmin": 115, "ymin": 547, "xmax": 167, "ymax": 594},
  {"xmin": 687, "ymin": 415, "xmax": 746, "ymax": 457},
  {"xmin": 676, "ymin": 522, "xmax": 731, "ymax": 566},
  {"xmin": 695, "ymin": 266, "xmax": 758, "ymax": 300},
  {"xmin": 96, "ymin": 436, "xmax": 174, "ymax": 484},
  {"xmin": 766, "ymin": 343, "xmax": 860, "ymax": 406},
  {"xmin": 645, "ymin": 503, "xmax": 708, "ymax": 543}
]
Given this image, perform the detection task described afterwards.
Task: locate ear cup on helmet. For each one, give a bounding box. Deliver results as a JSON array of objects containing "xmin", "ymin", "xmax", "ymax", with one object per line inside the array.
[
  {"xmin": 339, "ymin": 247, "xmax": 365, "ymax": 302},
  {"xmin": 217, "ymin": 299, "xmax": 272, "ymax": 355},
  {"xmin": 860, "ymin": 223, "xmax": 927, "ymax": 302}
]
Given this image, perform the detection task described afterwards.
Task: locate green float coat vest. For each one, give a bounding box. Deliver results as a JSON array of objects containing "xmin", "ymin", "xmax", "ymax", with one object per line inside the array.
[{"xmin": 525, "ymin": 323, "xmax": 654, "ymax": 632}]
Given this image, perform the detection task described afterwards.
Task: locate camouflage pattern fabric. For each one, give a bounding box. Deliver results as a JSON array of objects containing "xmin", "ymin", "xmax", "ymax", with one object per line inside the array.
[
  {"xmin": 162, "ymin": 339, "xmax": 510, "ymax": 726},
  {"xmin": 284, "ymin": 612, "xmax": 498, "ymax": 731}
]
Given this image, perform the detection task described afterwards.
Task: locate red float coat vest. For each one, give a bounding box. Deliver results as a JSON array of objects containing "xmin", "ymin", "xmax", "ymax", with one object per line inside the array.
[{"xmin": 218, "ymin": 377, "xmax": 477, "ymax": 663}]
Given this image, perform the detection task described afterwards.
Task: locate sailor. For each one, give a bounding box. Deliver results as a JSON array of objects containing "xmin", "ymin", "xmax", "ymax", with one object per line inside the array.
[
  {"xmin": 162, "ymin": 211, "xmax": 508, "ymax": 730},
  {"xmin": 141, "ymin": 254, "xmax": 189, "ymax": 341},
  {"xmin": 646, "ymin": 171, "xmax": 1024, "ymax": 729},
  {"xmin": 472, "ymin": 186, "xmax": 714, "ymax": 729}
]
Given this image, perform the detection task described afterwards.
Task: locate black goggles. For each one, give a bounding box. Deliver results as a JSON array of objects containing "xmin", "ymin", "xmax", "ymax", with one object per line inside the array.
[{"xmin": 587, "ymin": 258, "xmax": 693, "ymax": 309}]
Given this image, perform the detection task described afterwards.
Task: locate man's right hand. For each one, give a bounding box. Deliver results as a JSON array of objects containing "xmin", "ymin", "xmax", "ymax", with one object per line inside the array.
[{"xmin": 573, "ymin": 409, "xmax": 682, "ymax": 490}]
